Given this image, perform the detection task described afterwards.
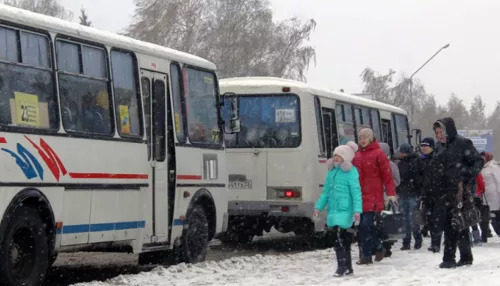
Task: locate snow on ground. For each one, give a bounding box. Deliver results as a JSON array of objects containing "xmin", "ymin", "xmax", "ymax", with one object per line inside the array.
[{"xmin": 73, "ymin": 237, "xmax": 500, "ymax": 286}]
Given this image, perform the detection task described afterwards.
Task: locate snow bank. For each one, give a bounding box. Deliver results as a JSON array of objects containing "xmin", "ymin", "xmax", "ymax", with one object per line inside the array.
[{"xmin": 73, "ymin": 238, "xmax": 500, "ymax": 286}]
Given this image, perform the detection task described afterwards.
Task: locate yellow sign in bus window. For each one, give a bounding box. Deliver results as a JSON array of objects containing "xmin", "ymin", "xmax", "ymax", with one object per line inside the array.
[{"xmin": 15, "ymin": 92, "xmax": 40, "ymax": 127}]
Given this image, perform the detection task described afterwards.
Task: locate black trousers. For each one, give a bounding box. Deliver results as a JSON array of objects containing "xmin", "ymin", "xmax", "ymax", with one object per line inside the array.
[
  {"xmin": 332, "ymin": 226, "xmax": 353, "ymax": 251},
  {"xmin": 443, "ymin": 206, "xmax": 473, "ymax": 263},
  {"xmin": 424, "ymin": 197, "xmax": 444, "ymax": 248}
]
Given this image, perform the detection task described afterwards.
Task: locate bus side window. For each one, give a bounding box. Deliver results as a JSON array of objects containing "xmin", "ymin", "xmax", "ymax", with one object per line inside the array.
[
  {"xmin": 111, "ymin": 50, "xmax": 142, "ymax": 138},
  {"xmin": 370, "ymin": 109, "xmax": 382, "ymax": 141},
  {"xmin": 393, "ymin": 114, "xmax": 409, "ymax": 149},
  {"xmin": 0, "ymin": 27, "xmax": 58, "ymax": 130},
  {"xmin": 57, "ymin": 40, "xmax": 113, "ymax": 136},
  {"xmin": 141, "ymin": 77, "xmax": 151, "ymax": 159},
  {"xmin": 336, "ymin": 103, "xmax": 355, "ymax": 144}
]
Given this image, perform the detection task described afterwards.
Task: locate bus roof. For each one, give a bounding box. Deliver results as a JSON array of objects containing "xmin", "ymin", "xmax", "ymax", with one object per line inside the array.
[
  {"xmin": 220, "ymin": 77, "xmax": 407, "ymax": 115},
  {"xmin": 0, "ymin": 4, "xmax": 216, "ymax": 70}
]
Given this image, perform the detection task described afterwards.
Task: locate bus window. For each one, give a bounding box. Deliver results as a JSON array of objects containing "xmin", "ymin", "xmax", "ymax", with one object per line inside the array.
[
  {"xmin": 57, "ymin": 40, "xmax": 113, "ymax": 135},
  {"xmin": 370, "ymin": 109, "xmax": 382, "ymax": 141},
  {"xmin": 314, "ymin": 96, "xmax": 326, "ymax": 155},
  {"xmin": 141, "ymin": 77, "xmax": 151, "ymax": 159},
  {"xmin": 354, "ymin": 107, "xmax": 370, "ymax": 135},
  {"xmin": 111, "ymin": 50, "xmax": 141, "ymax": 137},
  {"xmin": 226, "ymin": 94, "xmax": 300, "ymax": 148},
  {"xmin": 394, "ymin": 113, "xmax": 410, "ymax": 148},
  {"xmin": 336, "ymin": 103, "xmax": 355, "ymax": 144},
  {"xmin": 184, "ymin": 68, "xmax": 220, "ymax": 144},
  {"xmin": 170, "ymin": 63, "xmax": 186, "ymax": 142},
  {"xmin": 0, "ymin": 27, "xmax": 58, "ymax": 130}
]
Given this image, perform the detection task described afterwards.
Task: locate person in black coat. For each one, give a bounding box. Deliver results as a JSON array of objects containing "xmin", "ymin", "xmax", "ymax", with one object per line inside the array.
[
  {"xmin": 432, "ymin": 117, "xmax": 484, "ymax": 268},
  {"xmin": 419, "ymin": 137, "xmax": 443, "ymax": 253},
  {"xmin": 397, "ymin": 143, "xmax": 423, "ymax": 250}
]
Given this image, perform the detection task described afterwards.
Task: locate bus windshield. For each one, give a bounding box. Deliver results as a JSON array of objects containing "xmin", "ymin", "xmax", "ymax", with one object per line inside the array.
[
  {"xmin": 184, "ymin": 68, "xmax": 221, "ymax": 144},
  {"xmin": 222, "ymin": 94, "xmax": 301, "ymax": 148}
]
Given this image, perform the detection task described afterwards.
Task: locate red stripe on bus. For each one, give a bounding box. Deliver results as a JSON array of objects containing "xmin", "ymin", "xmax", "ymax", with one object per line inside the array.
[
  {"xmin": 69, "ymin": 173, "xmax": 148, "ymax": 179},
  {"xmin": 177, "ymin": 174, "xmax": 202, "ymax": 180},
  {"xmin": 319, "ymin": 160, "xmax": 326, "ymax": 163},
  {"xmin": 0, "ymin": 137, "xmax": 6, "ymax": 144}
]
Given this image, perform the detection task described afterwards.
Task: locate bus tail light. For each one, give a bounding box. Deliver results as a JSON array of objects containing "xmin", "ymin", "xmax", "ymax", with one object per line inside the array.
[
  {"xmin": 282, "ymin": 87, "xmax": 290, "ymax": 92},
  {"xmin": 277, "ymin": 189, "xmax": 301, "ymax": 199}
]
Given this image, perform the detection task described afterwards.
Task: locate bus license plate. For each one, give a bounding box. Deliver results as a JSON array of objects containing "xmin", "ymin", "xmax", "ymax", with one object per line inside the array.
[{"xmin": 229, "ymin": 180, "xmax": 252, "ymax": 189}]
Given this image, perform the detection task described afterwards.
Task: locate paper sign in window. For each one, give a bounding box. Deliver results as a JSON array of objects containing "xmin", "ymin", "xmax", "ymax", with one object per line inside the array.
[
  {"xmin": 119, "ymin": 105, "xmax": 131, "ymax": 134},
  {"xmin": 174, "ymin": 113, "xmax": 181, "ymax": 134},
  {"xmin": 204, "ymin": 77, "xmax": 213, "ymax": 84},
  {"xmin": 275, "ymin": 109, "xmax": 296, "ymax": 123},
  {"xmin": 15, "ymin": 92, "xmax": 40, "ymax": 127}
]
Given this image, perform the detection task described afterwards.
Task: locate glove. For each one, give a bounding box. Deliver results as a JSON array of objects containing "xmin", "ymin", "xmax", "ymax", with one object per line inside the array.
[
  {"xmin": 353, "ymin": 213, "xmax": 361, "ymax": 226},
  {"xmin": 313, "ymin": 210, "xmax": 320, "ymax": 218},
  {"xmin": 326, "ymin": 158, "xmax": 334, "ymax": 170},
  {"xmin": 385, "ymin": 196, "xmax": 398, "ymax": 209}
]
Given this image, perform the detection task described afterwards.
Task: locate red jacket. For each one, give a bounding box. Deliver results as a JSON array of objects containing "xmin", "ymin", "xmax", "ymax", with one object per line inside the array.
[
  {"xmin": 353, "ymin": 141, "xmax": 396, "ymax": 212},
  {"xmin": 476, "ymin": 173, "xmax": 485, "ymax": 197}
]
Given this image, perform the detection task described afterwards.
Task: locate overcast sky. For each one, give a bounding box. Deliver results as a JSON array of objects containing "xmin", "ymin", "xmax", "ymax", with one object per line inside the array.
[{"xmin": 59, "ymin": 0, "xmax": 500, "ymax": 115}]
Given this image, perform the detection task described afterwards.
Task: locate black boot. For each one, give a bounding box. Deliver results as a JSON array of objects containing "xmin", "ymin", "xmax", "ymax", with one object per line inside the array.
[
  {"xmin": 334, "ymin": 248, "xmax": 349, "ymax": 277},
  {"xmin": 345, "ymin": 250, "xmax": 353, "ymax": 275}
]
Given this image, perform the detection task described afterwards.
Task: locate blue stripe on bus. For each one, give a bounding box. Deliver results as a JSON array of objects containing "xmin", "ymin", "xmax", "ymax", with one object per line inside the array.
[
  {"xmin": 55, "ymin": 221, "xmax": 146, "ymax": 234},
  {"xmin": 173, "ymin": 219, "xmax": 184, "ymax": 226}
]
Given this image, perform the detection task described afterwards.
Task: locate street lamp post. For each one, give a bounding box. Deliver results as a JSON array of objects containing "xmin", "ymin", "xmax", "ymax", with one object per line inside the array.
[{"xmin": 409, "ymin": 43, "xmax": 450, "ymax": 124}]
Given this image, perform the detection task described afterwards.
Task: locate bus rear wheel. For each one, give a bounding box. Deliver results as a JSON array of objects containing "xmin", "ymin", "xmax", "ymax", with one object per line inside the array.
[
  {"xmin": 0, "ymin": 206, "xmax": 48, "ymax": 286},
  {"xmin": 176, "ymin": 204, "xmax": 209, "ymax": 264}
]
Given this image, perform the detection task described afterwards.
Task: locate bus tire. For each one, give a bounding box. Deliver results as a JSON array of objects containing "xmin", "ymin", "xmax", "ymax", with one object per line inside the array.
[
  {"xmin": 176, "ymin": 204, "xmax": 209, "ymax": 264},
  {"xmin": 48, "ymin": 253, "xmax": 58, "ymax": 268},
  {"xmin": 0, "ymin": 206, "xmax": 48, "ymax": 286}
]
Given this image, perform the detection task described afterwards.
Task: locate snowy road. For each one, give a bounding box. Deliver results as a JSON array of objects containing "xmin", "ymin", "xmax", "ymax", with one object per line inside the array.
[
  {"xmin": 45, "ymin": 231, "xmax": 330, "ymax": 285},
  {"xmin": 72, "ymin": 237, "xmax": 500, "ymax": 286}
]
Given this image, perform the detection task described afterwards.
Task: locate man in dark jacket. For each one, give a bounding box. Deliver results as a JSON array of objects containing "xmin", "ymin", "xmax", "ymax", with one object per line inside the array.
[
  {"xmin": 433, "ymin": 118, "xmax": 484, "ymax": 268},
  {"xmin": 397, "ymin": 143, "xmax": 423, "ymax": 250},
  {"xmin": 419, "ymin": 137, "xmax": 443, "ymax": 253}
]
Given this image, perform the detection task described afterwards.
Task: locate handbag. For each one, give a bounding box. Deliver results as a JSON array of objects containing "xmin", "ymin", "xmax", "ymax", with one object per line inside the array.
[{"xmin": 450, "ymin": 182, "xmax": 481, "ymax": 232}]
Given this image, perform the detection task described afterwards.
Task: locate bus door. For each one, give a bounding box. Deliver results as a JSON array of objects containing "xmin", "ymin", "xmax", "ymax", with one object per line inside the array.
[
  {"xmin": 141, "ymin": 70, "xmax": 171, "ymax": 244},
  {"xmin": 322, "ymin": 107, "xmax": 339, "ymax": 158},
  {"xmin": 381, "ymin": 119, "xmax": 394, "ymax": 155}
]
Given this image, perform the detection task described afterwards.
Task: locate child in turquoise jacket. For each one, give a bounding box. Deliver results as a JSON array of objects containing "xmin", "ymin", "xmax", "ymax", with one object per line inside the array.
[{"xmin": 314, "ymin": 141, "xmax": 362, "ymax": 277}]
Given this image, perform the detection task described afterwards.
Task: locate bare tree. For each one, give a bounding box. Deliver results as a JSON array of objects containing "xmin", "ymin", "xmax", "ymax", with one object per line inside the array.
[
  {"xmin": 126, "ymin": 0, "xmax": 316, "ymax": 81},
  {"xmin": 446, "ymin": 93, "xmax": 469, "ymax": 129},
  {"xmin": 79, "ymin": 6, "xmax": 92, "ymax": 27},
  {"xmin": 469, "ymin": 95, "xmax": 486, "ymax": 130},
  {"xmin": 3, "ymin": 0, "xmax": 73, "ymax": 20}
]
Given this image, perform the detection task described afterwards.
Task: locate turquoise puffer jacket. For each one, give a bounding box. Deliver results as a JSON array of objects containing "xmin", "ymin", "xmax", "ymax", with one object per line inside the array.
[{"xmin": 315, "ymin": 165, "xmax": 362, "ymax": 229}]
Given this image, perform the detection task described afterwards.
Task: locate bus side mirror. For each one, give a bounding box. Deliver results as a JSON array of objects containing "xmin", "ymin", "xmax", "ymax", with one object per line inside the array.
[
  {"xmin": 411, "ymin": 128, "xmax": 422, "ymax": 151},
  {"xmin": 223, "ymin": 92, "xmax": 240, "ymax": 133}
]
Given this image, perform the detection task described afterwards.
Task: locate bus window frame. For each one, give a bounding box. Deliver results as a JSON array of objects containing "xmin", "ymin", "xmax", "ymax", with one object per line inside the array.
[
  {"xmin": 369, "ymin": 108, "xmax": 382, "ymax": 141},
  {"xmin": 170, "ymin": 61, "xmax": 188, "ymax": 144},
  {"xmin": 314, "ymin": 96, "xmax": 326, "ymax": 157},
  {"xmin": 109, "ymin": 47, "xmax": 144, "ymax": 139},
  {"xmin": 181, "ymin": 64, "xmax": 224, "ymax": 149},
  {"xmin": 55, "ymin": 34, "xmax": 116, "ymax": 138},
  {"xmin": 0, "ymin": 22, "xmax": 61, "ymax": 135}
]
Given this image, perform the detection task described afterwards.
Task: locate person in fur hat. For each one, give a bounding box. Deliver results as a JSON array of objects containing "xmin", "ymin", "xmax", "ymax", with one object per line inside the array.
[{"xmin": 314, "ymin": 141, "xmax": 362, "ymax": 277}]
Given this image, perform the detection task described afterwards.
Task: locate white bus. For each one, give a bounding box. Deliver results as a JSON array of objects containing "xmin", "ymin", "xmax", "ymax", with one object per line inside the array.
[
  {"xmin": 0, "ymin": 5, "xmax": 239, "ymax": 285},
  {"xmin": 219, "ymin": 77, "xmax": 410, "ymax": 243}
]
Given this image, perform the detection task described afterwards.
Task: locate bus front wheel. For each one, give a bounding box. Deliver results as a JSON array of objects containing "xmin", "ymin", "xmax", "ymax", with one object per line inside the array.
[
  {"xmin": 0, "ymin": 206, "xmax": 49, "ymax": 286},
  {"xmin": 175, "ymin": 204, "xmax": 209, "ymax": 264}
]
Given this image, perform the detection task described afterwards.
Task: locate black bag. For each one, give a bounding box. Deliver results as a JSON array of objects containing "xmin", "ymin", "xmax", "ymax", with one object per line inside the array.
[
  {"xmin": 450, "ymin": 183, "xmax": 481, "ymax": 232},
  {"xmin": 413, "ymin": 200, "xmax": 425, "ymax": 226},
  {"xmin": 381, "ymin": 201, "xmax": 405, "ymax": 236}
]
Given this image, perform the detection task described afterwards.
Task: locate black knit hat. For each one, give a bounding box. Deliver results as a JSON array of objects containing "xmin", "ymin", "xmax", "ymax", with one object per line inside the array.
[{"xmin": 420, "ymin": 137, "xmax": 435, "ymax": 149}]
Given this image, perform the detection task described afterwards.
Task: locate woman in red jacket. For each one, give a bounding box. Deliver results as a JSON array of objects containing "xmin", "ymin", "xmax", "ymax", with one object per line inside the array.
[{"xmin": 353, "ymin": 128, "xmax": 397, "ymax": 264}]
